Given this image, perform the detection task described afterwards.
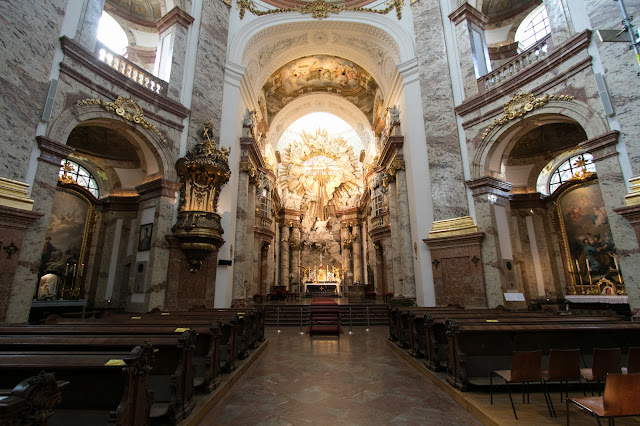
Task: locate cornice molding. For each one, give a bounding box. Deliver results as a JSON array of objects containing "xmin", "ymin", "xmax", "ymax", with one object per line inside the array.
[
  {"xmin": 37, "ymin": 136, "xmax": 74, "ymax": 167},
  {"xmin": 136, "ymin": 178, "xmax": 181, "ymax": 201},
  {"xmin": 579, "ymin": 130, "xmax": 620, "ymax": 162},
  {"xmin": 466, "ymin": 176, "xmax": 512, "ymax": 197},
  {"xmin": 156, "ymin": 7, "xmax": 195, "ymax": 33},
  {"xmin": 448, "ymin": 3, "xmax": 488, "ymax": 28},
  {"xmin": 424, "ymin": 231, "xmax": 485, "ymax": 248},
  {"xmin": 0, "ymin": 204, "xmax": 44, "ymax": 230}
]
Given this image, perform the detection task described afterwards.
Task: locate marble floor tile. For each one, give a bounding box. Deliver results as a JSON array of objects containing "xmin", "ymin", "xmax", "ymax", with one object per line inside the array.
[{"xmin": 198, "ymin": 327, "xmax": 481, "ymax": 425}]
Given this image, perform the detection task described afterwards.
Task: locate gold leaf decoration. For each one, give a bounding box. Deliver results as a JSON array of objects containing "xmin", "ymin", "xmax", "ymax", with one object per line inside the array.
[
  {"xmin": 237, "ymin": 0, "xmax": 405, "ymax": 20},
  {"xmin": 480, "ymin": 92, "xmax": 574, "ymax": 140},
  {"xmin": 76, "ymin": 97, "xmax": 168, "ymax": 145}
]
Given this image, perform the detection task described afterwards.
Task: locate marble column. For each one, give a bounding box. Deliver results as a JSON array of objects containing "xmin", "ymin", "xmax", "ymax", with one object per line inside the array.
[
  {"xmin": 466, "ymin": 177, "xmax": 513, "ymax": 308},
  {"xmin": 386, "ymin": 177, "xmax": 404, "ymax": 295},
  {"xmin": 155, "ymin": 7, "xmax": 194, "ymax": 101},
  {"xmin": 374, "ymin": 242, "xmax": 385, "ymax": 294},
  {"xmin": 75, "ymin": 0, "xmax": 105, "ymax": 52},
  {"xmin": 290, "ymin": 226, "xmax": 301, "ymax": 291},
  {"xmin": 6, "ymin": 137, "xmax": 73, "ymax": 323},
  {"xmin": 352, "ymin": 223, "xmax": 363, "ymax": 284},
  {"xmin": 410, "ymin": 0, "xmax": 469, "ymax": 221},
  {"xmin": 245, "ymin": 180, "xmax": 257, "ymax": 296},
  {"xmin": 448, "ymin": 3, "xmax": 489, "ymax": 99},
  {"xmin": 581, "ymin": 132, "xmax": 640, "ymax": 309},
  {"xmin": 543, "ymin": 0, "xmax": 574, "ymax": 46},
  {"xmin": 280, "ymin": 225, "xmax": 290, "ymax": 287},
  {"xmin": 396, "ymin": 168, "xmax": 416, "ymax": 298},
  {"xmin": 382, "ymin": 237, "xmax": 395, "ymax": 295},
  {"xmin": 231, "ymin": 171, "xmax": 249, "ymax": 301}
]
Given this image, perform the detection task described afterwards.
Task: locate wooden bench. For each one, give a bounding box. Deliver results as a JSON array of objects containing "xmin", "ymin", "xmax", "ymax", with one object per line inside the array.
[
  {"xmin": 0, "ymin": 330, "xmax": 197, "ymax": 423},
  {"xmin": 0, "ymin": 372, "xmax": 68, "ymax": 425},
  {"xmin": 445, "ymin": 320, "xmax": 640, "ymax": 391},
  {"xmin": 0, "ymin": 343, "xmax": 154, "ymax": 425}
]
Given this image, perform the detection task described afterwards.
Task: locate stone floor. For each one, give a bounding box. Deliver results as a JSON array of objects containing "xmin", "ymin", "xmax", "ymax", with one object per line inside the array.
[{"xmin": 197, "ymin": 327, "xmax": 481, "ymax": 425}]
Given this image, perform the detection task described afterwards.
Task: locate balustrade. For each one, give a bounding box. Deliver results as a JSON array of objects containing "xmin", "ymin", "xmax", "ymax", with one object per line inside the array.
[
  {"xmin": 96, "ymin": 43, "xmax": 167, "ymax": 96},
  {"xmin": 479, "ymin": 35, "xmax": 551, "ymax": 93}
]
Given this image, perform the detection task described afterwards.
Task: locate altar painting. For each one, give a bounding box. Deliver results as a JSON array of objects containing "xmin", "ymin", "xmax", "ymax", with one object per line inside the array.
[{"xmin": 557, "ymin": 182, "xmax": 624, "ymax": 294}]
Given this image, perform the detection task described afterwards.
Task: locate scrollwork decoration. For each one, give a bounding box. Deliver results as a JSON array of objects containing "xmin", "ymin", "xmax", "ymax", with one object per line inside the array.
[{"xmin": 237, "ymin": 0, "xmax": 405, "ymax": 20}]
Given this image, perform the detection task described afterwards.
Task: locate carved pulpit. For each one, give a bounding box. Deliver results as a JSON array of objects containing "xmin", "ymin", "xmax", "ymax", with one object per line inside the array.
[{"xmin": 165, "ymin": 120, "xmax": 231, "ymax": 310}]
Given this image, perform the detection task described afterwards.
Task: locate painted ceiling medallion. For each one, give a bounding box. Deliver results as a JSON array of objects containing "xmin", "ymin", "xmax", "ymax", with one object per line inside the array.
[
  {"xmin": 481, "ymin": 92, "xmax": 574, "ymax": 140},
  {"xmin": 237, "ymin": 0, "xmax": 405, "ymax": 20},
  {"xmin": 105, "ymin": 0, "xmax": 163, "ymax": 24}
]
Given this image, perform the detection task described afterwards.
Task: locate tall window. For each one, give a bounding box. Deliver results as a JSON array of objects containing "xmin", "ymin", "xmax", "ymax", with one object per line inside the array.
[
  {"xmin": 58, "ymin": 160, "xmax": 100, "ymax": 198},
  {"xmin": 515, "ymin": 5, "xmax": 551, "ymax": 50},
  {"xmin": 97, "ymin": 12, "xmax": 128, "ymax": 55},
  {"xmin": 549, "ymin": 153, "xmax": 596, "ymax": 194},
  {"xmin": 259, "ymin": 188, "xmax": 272, "ymax": 218},
  {"xmin": 373, "ymin": 193, "xmax": 383, "ymax": 217}
]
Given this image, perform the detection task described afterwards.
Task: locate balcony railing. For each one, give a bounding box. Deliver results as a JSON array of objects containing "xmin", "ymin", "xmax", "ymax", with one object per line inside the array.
[
  {"xmin": 479, "ymin": 35, "xmax": 551, "ymax": 93},
  {"xmin": 370, "ymin": 215, "xmax": 386, "ymax": 229},
  {"xmin": 96, "ymin": 43, "xmax": 167, "ymax": 96},
  {"xmin": 256, "ymin": 216, "xmax": 273, "ymax": 230}
]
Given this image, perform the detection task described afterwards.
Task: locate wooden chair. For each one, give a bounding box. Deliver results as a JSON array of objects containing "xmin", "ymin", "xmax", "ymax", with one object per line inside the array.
[
  {"xmin": 623, "ymin": 347, "xmax": 640, "ymax": 374},
  {"xmin": 580, "ymin": 348, "xmax": 621, "ymax": 395},
  {"xmin": 567, "ymin": 373, "xmax": 640, "ymax": 425},
  {"xmin": 490, "ymin": 350, "xmax": 554, "ymax": 419},
  {"xmin": 542, "ymin": 349, "xmax": 582, "ymax": 417}
]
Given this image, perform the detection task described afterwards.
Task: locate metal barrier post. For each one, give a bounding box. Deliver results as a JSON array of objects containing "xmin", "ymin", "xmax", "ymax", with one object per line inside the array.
[
  {"xmin": 299, "ymin": 307, "xmax": 305, "ymax": 335},
  {"xmin": 349, "ymin": 307, "xmax": 353, "ymax": 335},
  {"xmin": 366, "ymin": 306, "xmax": 370, "ymax": 332},
  {"xmin": 277, "ymin": 307, "xmax": 281, "ymax": 333}
]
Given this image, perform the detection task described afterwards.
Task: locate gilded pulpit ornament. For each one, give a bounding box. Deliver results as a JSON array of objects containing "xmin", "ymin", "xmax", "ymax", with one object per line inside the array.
[
  {"xmin": 173, "ymin": 120, "xmax": 231, "ymax": 272},
  {"xmin": 76, "ymin": 97, "xmax": 167, "ymax": 144},
  {"xmin": 480, "ymin": 92, "xmax": 574, "ymax": 140},
  {"xmin": 237, "ymin": 0, "xmax": 405, "ymax": 20}
]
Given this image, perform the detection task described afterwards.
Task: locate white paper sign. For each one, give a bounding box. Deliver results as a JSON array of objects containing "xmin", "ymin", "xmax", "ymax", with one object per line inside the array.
[{"xmin": 504, "ymin": 292, "xmax": 525, "ymax": 302}]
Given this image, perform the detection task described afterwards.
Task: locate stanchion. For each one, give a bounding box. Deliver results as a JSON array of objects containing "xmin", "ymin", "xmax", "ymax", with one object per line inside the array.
[
  {"xmin": 366, "ymin": 306, "xmax": 370, "ymax": 332},
  {"xmin": 299, "ymin": 307, "xmax": 305, "ymax": 335},
  {"xmin": 348, "ymin": 307, "xmax": 353, "ymax": 335},
  {"xmin": 277, "ymin": 307, "xmax": 281, "ymax": 333}
]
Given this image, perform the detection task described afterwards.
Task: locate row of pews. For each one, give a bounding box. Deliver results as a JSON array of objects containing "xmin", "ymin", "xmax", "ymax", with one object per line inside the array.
[
  {"xmin": 0, "ymin": 307, "xmax": 265, "ymax": 425},
  {"xmin": 388, "ymin": 305, "xmax": 640, "ymax": 390}
]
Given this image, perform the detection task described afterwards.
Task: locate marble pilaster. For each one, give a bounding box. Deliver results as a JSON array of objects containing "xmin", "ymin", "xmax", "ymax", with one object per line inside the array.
[
  {"xmin": 232, "ymin": 171, "xmax": 249, "ymax": 300},
  {"xmin": 280, "ymin": 225, "xmax": 290, "ymax": 287},
  {"xmin": 386, "ymin": 178, "xmax": 404, "ymax": 295},
  {"xmin": 245, "ymin": 181, "xmax": 257, "ymax": 296},
  {"xmin": 155, "ymin": 7, "xmax": 195, "ymax": 101},
  {"xmin": 134, "ymin": 179, "xmax": 181, "ymax": 311},
  {"xmin": 395, "ymin": 168, "xmax": 417, "ymax": 298},
  {"xmin": 185, "ymin": 0, "xmax": 229, "ymax": 150},
  {"xmin": 543, "ymin": 0, "xmax": 574, "ymax": 46},
  {"xmin": 448, "ymin": 3, "xmax": 489, "ymax": 99},
  {"xmin": 6, "ymin": 137, "xmax": 73, "ymax": 323},
  {"xmin": 466, "ymin": 177, "xmax": 513, "ymax": 308},
  {"xmin": 291, "ymin": 226, "xmax": 301, "ymax": 289},
  {"xmin": 341, "ymin": 225, "xmax": 352, "ymax": 284},
  {"xmin": 382, "ymin": 237, "xmax": 395, "ymax": 295},
  {"xmin": 581, "ymin": 132, "xmax": 640, "ymax": 309},
  {"xmin": 0, "ymin": 206, "xmax": 43, "ymax": 323},
  {"xmin": 352, "ymin": 223, "xmax": 363, "ymax": 284},
  {"xmin": 374, "ymin": 242, "xmax": 385, "ymax": 294},
  {"xmin": 410, "ymin": 0, "xmax": 469, "ymax": 220},
  {"xmin": 76, "ymin": 0, "xmax": 105, "ymax": 52}
]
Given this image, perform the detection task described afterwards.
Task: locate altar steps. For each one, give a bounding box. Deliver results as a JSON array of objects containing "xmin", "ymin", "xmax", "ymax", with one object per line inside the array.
[{"xmin": 263, "ymin": 304, "xmax": 388, "ymax": 327}]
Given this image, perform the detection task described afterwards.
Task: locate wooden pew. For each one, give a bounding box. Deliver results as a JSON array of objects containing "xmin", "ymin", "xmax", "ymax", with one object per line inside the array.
[
  {"xmin": 0, "ymin": 371, "xmax": 68, "ymax": 425},
  {"xmin": 0, "ymin": 330, "xmax": 197, "ymax": 423},
  {"xmin": 445, "ymin": 320, "xmax": 640, "ymax": 391},
  {"xmin": 0, "ymin": 322, "xmax": 223, "ymax": 395},
  {"xmin": 387, "ymin": 306, "xmax": 464, "ymax": 345},
  {"xmin": 0, "ymin": 343, "xmax": 154, "ymax": 426}
]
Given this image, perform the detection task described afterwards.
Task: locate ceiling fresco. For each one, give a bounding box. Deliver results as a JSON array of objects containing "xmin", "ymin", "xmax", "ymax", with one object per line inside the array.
[
  {"xmin": 105, "ymin": 0, "xmax": 163, "ymax": 24},
  {"xmin": 509, "ymin": 123, "xmax": 587, "ymax": 159},
  {"xmin": 481, "ymin": 0, "xmax": 538, "ymax": 20},
  {"xmin": 262, "ymin": 55, "xmax": 378, "ymax": 127}
]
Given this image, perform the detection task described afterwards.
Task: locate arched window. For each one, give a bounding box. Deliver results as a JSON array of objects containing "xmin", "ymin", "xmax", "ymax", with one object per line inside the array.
[
  {"xmin": 548, "ymin": 153, "xmax": 596, "ymax": 194},
  {"xmin": 58, "ymin": 160, "xmax": 100, "ymax": 198},
  {"xmin": 515, "ymin": 4, "xmax": 551, "ymax": 50}
]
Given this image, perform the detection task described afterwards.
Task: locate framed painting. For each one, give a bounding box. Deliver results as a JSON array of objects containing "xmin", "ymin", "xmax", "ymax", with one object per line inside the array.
[
  {"xmin": 557, "ymin": 181, "xmax": 624, "ymax": 293},
  {"xmin": 138, "ymin": 223, "xmax": 153, "ymax": 251}
]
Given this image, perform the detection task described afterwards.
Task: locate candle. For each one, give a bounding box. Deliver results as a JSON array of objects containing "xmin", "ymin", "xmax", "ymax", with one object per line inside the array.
[
  {"xmin": 72, "ymin": 264, "xmax": 77, "ymax": 277},
  {"xmin": 65, "ymin": 263, "xmax": 69, "ymax": 275}
]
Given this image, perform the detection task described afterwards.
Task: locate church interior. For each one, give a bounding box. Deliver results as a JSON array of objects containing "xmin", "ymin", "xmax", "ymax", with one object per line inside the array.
[{"xmin": 2, "ymin": 0, "xmax": 640, "ymax": 423}]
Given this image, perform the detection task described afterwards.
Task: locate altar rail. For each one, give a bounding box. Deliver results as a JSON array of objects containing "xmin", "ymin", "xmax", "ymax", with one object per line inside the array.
[
  {"xmin": 479, "ymin": 35, "xmax": 551, "ymax": 93},
  {"xmin": 95, "ymin": 42, "xmax": 167, "ymax": 96}
]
